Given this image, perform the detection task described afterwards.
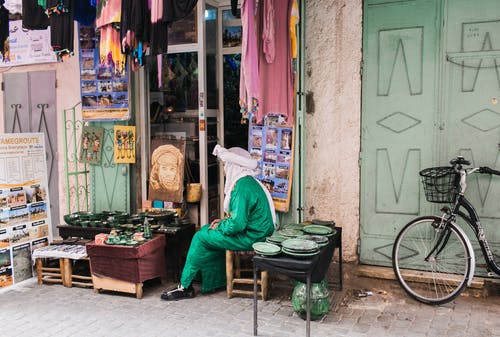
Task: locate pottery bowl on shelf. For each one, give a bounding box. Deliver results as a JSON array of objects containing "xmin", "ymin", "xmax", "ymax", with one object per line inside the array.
[
  {"xmin": 89, "ymin": 220, "xmax": 101, "ymax": 228},
  {"xmin": 80, "ymin": 221, "xmax": 90, "ymax": 228},
  {"xmin": 63, "ymin": 213, "xmax": 79, "ymax": 226}
]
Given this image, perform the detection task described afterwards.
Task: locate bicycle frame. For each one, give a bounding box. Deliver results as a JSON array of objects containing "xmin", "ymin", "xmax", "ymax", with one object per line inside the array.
[{"xmin": 447, "ymin": 193, "xmax": 500, "ymax": 276}]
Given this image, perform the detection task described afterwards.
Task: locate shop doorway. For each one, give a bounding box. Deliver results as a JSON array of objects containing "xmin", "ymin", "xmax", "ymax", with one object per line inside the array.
[{"xmin": 360, "ymin": 0, "xmax": 500, "ymax": 273}]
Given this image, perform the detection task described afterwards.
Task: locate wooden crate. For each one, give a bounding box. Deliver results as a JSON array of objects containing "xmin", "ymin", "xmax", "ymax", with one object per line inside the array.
[{"xmin": 91, "ymin": 274, "xmax": 143, "ymax": 299}]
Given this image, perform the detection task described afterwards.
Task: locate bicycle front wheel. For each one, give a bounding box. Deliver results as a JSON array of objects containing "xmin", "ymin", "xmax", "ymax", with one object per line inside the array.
[{"xmin": 392, "ymin": 216, "xmax": 472, "ymax": 305}]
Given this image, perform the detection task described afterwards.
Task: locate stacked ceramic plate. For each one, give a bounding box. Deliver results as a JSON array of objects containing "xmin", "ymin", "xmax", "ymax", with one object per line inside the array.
[
  {"xmin": 297, "ymin": 234, "xmax": 329, "ymax": 248},
  {"xmin": 275, "ymin": 228, "xmax": 303, "ymax": 238},
  {"xmin": 282, "ymin": 223, "xmax": 304, "ymax": 231},
  {"xmin": 266, "ymin": 235, "xmax": 287, "ymax": 246},
  {"xmin": 252, "ymin": 242, "xmax": 281, "ymax": 256},
  {"xmin": 302, "ymin": 224, "xmax": 336, "ymax": 237},
  {"xmin": 281, "ymin": 238, "xmax": 320, "ymax": 258}
]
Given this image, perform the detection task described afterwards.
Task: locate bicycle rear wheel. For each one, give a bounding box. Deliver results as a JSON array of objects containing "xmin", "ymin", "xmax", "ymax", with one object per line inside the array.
[{"xmin": 392, "ymin": 216, "xmax": 472, "ymax": 305}]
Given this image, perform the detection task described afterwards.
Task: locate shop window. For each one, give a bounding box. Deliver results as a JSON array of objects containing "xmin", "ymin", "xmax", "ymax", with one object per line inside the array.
[
  {"xmin": 222, "ymin": 9, "xmax": 242, "ymax": 48},
  {"xmin": 206, "ymin": 4, "xmax": 218, "ymax": 110},
  {"xmin": 223, "ymin": 54, "xmax": 248, "ymax": 148}
]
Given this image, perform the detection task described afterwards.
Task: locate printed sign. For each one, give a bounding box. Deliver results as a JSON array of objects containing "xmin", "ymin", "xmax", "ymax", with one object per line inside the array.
[
  {"xmin": 0, "ymin": 133, "xmax": 52, "ymax": 288},
  {"xmin": 79, "ymin": 26, "xmax": 130, "ymax": 121},
  {"xmin": 0, "ymin": 20, "xmax": 57, "ymax": 67},
  {"xmin": 249, "ymin": 122, "xmax": 294, "ymax": 212}
]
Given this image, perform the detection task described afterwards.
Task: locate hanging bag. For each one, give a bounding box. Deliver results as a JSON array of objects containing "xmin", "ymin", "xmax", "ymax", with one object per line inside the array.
[{"xmin": 185, "ymin": 158, "xmax": 202, "ymax": 203}]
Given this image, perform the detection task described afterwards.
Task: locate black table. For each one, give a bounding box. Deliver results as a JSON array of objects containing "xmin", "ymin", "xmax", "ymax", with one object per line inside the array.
[
  {"xmin": 154, "ymin": 223, "xmax": 195, "ymax": 281},
  {"xmin": 252, "ymin": 227, "xmax": 342, "ymax": 337}
]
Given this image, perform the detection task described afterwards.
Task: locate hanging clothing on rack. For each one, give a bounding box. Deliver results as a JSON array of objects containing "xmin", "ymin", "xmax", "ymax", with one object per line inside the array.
[
  {"xmin": 46, "ymin": 0, "xmax": 74, "ymax": 60},
  {"xmin": 96, "ymin": 0, "xmax": 126, "ymax": 76},
  {"xmin": 290, "ymin": 0, "xmax": 299, "ymax": 59},
  {"xmin": 150, "ymin": 0, "xmax": 168, "ymax": 56},
  {"xmin": 231, "ymin": 0, "xmax": 239, "ymax": 18},
  {"xmin": 163, "ymin": 0, "xmax": 197, "ymax": 23},
  {"xmin": 0, "ymin": 2, "xmax": 9, "ymax": 62},
  {"xmin": 22, "ymin": 0, "xmax": 49, "ymax": 30},
  {"xmin": 257, "ymin": 0, "xmax": 294, "ymax": 125},
  {"xmin": 239, "ymin": 0, "xmax": 259, "ymax": 121},
  {"xmin": 120, "ymin": 0, "xmax": 150, "ymax": 71}
]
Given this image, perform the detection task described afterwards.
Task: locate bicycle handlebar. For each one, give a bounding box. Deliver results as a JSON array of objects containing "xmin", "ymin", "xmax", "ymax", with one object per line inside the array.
[
  {"xmin": 479, "ymin": 166, "xmax": 500, "ymax": 176},
  {"xmin": 449, "ymin": 157, "xmax": 500, "ymax": 176}
]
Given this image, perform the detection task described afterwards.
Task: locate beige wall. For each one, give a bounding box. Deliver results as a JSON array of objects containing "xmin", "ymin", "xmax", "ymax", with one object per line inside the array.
[
  {"xmin": 0, "ymin": 27, "xmax": 82, "ymax": 227},
  {"xmin": 305, "ymin": 0, "xmax": 363, "ymax": 262}
]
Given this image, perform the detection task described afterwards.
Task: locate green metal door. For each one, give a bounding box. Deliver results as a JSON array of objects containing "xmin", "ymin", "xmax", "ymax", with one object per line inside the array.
[
  {"xmin": 443, "ymin": 0, "xmax": 500, "ymax": 271},
  {"xmin": 361, "ymin": 0, "xmax": 500, "ymax": 269},
  {"xmin": 90, "ymin": 122, "xmax": 130, "ymax": 213},
  {"xmin": 360, "ymin": 0, "xmax": 441, "ymax": 266}
]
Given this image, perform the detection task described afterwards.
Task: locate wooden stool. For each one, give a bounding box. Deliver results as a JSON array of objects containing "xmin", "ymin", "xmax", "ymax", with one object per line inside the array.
[
  {"xmin": 64, "ymin": 257, "xmax": 93, "ymax": 288},
  {"xmin": 226, "ymin": 250, "xmax": 268, "ymax": 300},
  {"xmin": 35, "ymin": 257, "xmax": 93, "ymax": 288},
  {"xmin": 35, "ymin": 257, "xmax": 64, "ymax": 286}
]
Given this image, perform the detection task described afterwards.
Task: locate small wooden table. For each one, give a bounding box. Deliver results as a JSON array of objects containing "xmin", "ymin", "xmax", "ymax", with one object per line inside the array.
[{"xmin": 33, "ymin": 245, "xmax": 93, "ymax": 288}]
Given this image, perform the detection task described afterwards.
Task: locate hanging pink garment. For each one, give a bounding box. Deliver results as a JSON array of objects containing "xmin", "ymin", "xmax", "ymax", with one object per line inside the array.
[
  {"xmin": 257, "ymin": 0, "xmax": 294, "ymax": 126},
  {"xmin": 239, "ymin": 0, "xmax": 259, "ymax": 120}
]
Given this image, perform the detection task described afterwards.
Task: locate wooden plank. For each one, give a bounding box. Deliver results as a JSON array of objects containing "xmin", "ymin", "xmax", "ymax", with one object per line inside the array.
[{"xmin": 356, "ymin": 265, "xmax": 484, "ymax": 289}]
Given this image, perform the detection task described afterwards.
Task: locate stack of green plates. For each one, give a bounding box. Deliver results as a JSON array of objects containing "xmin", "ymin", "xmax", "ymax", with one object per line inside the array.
[
  {"xmin": 276, "ymin": 228, "xmax": 303, "ymax": 238},
  {"xmin": 303, "ymin": 225, "xmax": 336, "ymax": 237},
  {"xmin": 311, "ymin": 219, "xmax": 335, "ymax": 226},
  {"xmin": 282, "ymin": 223, "xmax": 304, "ymax": 231},
  {"xmin": 252, "ymin": 242, "xmax": 281, "ymax": 256},
  {"xmin": 281, "ymin": 238, "xmax": 320, "ymax": 258},
  {"xmin": 266, "ymin": 235, "xmax": 287, "ymax": 245},
  {"xmin": 297, "ymin": 234, "xmax": 329, "ymax": 247}
]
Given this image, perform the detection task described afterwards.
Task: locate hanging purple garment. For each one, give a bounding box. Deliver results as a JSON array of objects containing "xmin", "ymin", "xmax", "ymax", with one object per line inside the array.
[
  {"xmin": 239, "ymin": 0, "xmax": 259, "ymax": 120},
  {"xmin": 22, "ymin": 0, "xmax": 49, "ymax": 30},
  {"xmin": 257, "ymin": 0, "xmax": 294, "ymax": 125}
]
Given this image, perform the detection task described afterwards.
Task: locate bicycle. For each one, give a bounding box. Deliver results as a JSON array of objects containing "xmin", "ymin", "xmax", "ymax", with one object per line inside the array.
[{"xmin": 392, "ymin": 156, "xmax": 500, "ymax": 305}]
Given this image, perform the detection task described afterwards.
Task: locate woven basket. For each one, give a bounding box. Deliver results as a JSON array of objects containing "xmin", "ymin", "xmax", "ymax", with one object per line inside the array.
[
  {"xmin": 186, "ymin": 183, "xmax": 202, "ymax": 203},
  {"xmin": 185, "ymin": 159, "xmax": 201, "ymax": 203}
]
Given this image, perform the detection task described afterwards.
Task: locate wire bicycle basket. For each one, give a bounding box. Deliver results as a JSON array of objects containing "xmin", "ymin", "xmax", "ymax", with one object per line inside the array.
[{"xmin": 419, "ymin": 167, "xmax": 459, "ymax": 203}]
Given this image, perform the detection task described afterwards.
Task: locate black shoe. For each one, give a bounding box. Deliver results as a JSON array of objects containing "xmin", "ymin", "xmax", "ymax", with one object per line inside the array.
[{"xmin": 161, "ymin": 284, "xmax": 195, "ymax": 301}]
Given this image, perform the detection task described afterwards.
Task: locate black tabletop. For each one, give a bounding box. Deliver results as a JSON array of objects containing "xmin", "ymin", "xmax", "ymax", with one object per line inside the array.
[{"xmin": 253, "ymin": 235, "xmax": 336, "ymax": 284}]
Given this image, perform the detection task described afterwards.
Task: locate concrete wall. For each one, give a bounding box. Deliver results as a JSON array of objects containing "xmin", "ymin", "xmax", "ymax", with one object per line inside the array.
[
  {"xmin": 305, "ymin": 0, "xmax": 363, "ymax": 262},
  {"xmin": 0, "ymin": 25, "xmax": 82, "ymax": 227}
]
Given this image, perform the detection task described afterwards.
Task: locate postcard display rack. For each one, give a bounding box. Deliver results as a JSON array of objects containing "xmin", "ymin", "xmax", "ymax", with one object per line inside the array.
[
  {"xmin": 248, "ymin": 123, "xmax": 294, "ymax": 212},
  {"xmin": 0, "ymin": 133, "xmax": 52, "ymax": 289}
]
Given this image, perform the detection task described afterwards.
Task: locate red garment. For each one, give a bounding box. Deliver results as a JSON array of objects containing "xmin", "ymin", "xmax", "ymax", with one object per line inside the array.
[{"xmin": 257, "ymin": 0, "xmax": 294, "ymax": 126}]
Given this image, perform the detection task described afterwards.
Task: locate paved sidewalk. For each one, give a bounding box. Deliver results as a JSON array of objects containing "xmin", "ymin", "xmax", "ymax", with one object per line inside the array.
[{"xmin": 1, "ymin": 269, "xmax": 500, "ymax": 337}]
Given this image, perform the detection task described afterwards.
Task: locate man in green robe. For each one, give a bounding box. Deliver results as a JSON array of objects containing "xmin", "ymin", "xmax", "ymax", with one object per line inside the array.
[{"xmin": 162, "ymin": 145, "xmax": 276, "ymax": 300}]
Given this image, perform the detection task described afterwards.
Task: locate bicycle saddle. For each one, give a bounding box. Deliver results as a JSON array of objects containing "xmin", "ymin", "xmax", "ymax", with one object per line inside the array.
[{"xmin": 450, "ymin": 156, "xmax": 470, "ymax": 166}]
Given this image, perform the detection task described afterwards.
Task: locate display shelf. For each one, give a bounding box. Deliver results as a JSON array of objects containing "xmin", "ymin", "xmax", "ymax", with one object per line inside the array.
[{"xmin": 57, "ymin": 225, "xmax": 110, "ymax": 239}]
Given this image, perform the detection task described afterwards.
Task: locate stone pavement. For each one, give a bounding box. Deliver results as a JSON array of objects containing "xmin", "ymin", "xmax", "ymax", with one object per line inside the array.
[{"xmin": 1, "ymin": 266, "xmax": 500, "ymax": 337}]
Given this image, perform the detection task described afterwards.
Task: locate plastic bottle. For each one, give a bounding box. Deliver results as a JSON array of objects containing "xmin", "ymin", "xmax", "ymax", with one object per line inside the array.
[{"xmin": 143, "ymin": 217, "xmax": 152, "ymax": 239}]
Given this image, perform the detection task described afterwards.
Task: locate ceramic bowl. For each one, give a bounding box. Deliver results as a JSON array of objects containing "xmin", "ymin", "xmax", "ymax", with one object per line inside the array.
[{"xmin": 80, "ymin": 221, "xmax": 90, "ymax": 228}]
